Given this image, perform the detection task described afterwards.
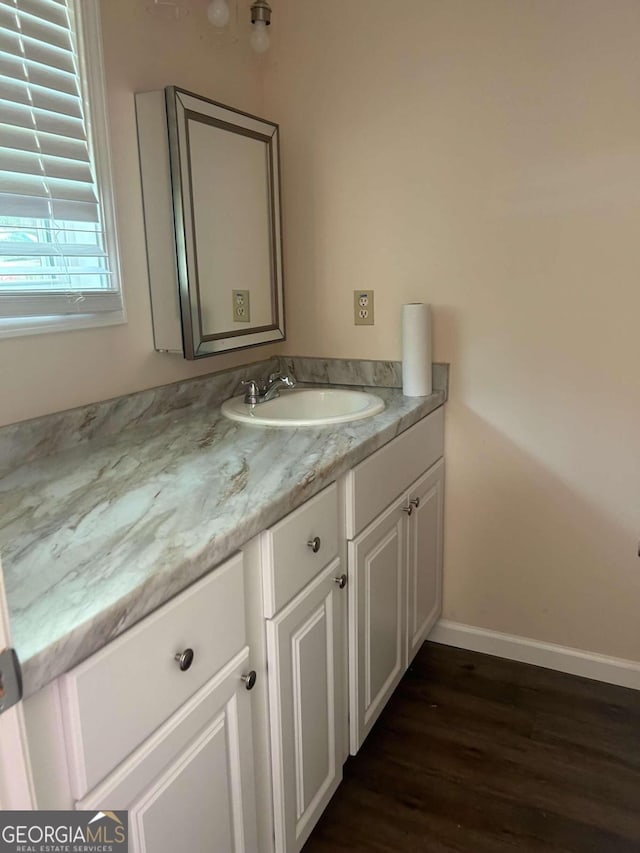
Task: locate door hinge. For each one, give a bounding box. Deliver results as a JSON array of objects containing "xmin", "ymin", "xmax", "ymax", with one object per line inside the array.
[{"xmin": 0, "ymin": 648, "xmax": 22, "ymax": 715}]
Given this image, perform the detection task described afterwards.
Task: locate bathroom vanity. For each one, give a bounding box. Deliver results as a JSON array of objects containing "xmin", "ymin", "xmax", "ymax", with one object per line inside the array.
[{"xmin": 0, "ymin": 359, "xmax": 446, "ymax": 853}]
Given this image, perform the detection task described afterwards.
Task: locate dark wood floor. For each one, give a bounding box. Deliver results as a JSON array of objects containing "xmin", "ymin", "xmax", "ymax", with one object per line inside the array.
[{"xmin": 304, "ymin": 642, "xmax": 640, "ymax": 853}]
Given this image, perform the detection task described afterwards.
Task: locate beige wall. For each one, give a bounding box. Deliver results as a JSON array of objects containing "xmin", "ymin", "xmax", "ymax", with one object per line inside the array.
[
  {"xmin": 3, "ymin": 1, "xmax": 639, "ymax": 665},
  {"xmin": 265, "ymin": 0, "xmax": 640, "ymax": 661},
  {"xmin": 0, "ymin": 0, "xmax": 275, "ymax": 428}
]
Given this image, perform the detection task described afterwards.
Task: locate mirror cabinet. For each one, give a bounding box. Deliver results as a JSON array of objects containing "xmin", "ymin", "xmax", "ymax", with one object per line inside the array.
[{"xmin": 136, "ymin": 87, "xmax": 285, "ymax": 359}]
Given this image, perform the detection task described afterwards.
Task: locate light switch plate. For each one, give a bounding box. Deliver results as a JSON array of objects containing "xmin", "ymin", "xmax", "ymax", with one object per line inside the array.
[
  {"xmin": 354, "ymin": 290, "xmax": 374, "ymax": 325},
  {"xmin": 232, "ymin": 290, "xmax": 250, "ymax": 323}
]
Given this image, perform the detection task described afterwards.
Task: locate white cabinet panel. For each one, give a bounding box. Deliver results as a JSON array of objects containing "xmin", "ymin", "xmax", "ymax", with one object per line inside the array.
[
  {"xmin": 266, "ymin": 558, "xmax": 344, "ymax": 853},
  {"xmin": 345, "ymin": 406, "xmax": 444, "ymax": 538},
  {"xmin": 62, "ymin": 553, "xmax": 245, "ymax": 798},
  {"xmin": 295, "ymin": 610, "xmax": 330, "ymax": 803},
  {"xmin": 132, "ymin": 716, "xmax": 234, "ymax": 853},
  {"xmin": 79, "ymin": 648, "xmax": 258, "ymax": 853},
  {"xmin": 407, "ymin": 459, "xmax": 445, "ymax": 664},
  {"xmin": 261, "ymin": 483, "xmax": 339, "ymax": 618},
  {"xmin": 348, "ymin": 496, "xmax": 406, "ymax": 754},
  {"xmin": 347, "ymin": 415, "xmax": 445, "ymax": 757}
]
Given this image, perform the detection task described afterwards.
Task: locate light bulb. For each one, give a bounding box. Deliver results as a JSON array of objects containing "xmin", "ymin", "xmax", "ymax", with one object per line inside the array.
[
  {"xmin": 250, "ymin": 20, "xmax": 270, "ymax": 53},
  {"xmin": 207, "ymin": 0, "xmax": 230, "ymax": 28}
]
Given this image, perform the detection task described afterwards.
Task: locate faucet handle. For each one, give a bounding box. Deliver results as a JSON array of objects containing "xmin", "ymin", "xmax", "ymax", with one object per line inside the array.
[{"xmin": 240, "ymin": 378, "xmax": 262, "ymax": 404}]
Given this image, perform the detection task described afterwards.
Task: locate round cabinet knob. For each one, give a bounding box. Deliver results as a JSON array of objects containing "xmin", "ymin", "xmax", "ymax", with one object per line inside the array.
[
  {"xmin": 307, "ymin": 536, "xmax": 321, "ymax": 554},
  {"xmin": 333, "ymin": 574, "xmax": 348, "ymax": 589},
  {"xmin": 402, "ymin": 504, "xmax": 413, "ymax": 516},
  {"xmin": 241, "ymin": 670, "xmax": 257, "ymax": 690},
  {"xmin": 411, "ymin": 497, "xmax": 420, "ymax": 509},
  {"xmin": 175, "ymin": 648, "xmax": 195, "ymax": 672}
]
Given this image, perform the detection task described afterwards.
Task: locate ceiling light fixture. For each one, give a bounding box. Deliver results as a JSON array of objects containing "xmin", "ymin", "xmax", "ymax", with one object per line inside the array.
[
  {"xmin": 249, "ymin": 0, "xmax": 271, "ymax": 53},
  {"xmin": 205, "ymin": 0, "xmax": 273, "ymax": 53},
  {"xmin": 207, "ymin": 0, "xmax": 230, "ymax": 28}
]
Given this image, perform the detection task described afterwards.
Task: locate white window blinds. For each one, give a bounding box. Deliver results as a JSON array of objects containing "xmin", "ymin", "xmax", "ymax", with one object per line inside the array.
[{"xmin": 0, "ymin": 0, "xmax": 121, "ymax": 319}]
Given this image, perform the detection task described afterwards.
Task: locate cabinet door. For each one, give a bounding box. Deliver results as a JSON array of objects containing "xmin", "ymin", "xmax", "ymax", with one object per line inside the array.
[
  {"xmin": 407, "ymin": 459, "xmax": 445, "ymax": 665},
  {"xmin": 348, "ymin": 495, "xmax": 406, "ymax": 754},
  {"xmin": 78, "ymin": 648, "xmax": 258, "ymax": 853},
  {"xmin": 266, "ymin": 558, "xmax": 344, "ymax": 853}
]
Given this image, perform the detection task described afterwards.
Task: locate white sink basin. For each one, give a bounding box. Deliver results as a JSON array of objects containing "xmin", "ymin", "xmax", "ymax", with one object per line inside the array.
[{"xmin": 221, "ymin": 387, "xmax": 385, "ymax": 427}]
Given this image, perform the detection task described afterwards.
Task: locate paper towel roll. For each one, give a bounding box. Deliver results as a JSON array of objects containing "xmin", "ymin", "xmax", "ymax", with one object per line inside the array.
[{"xmin": 402, "ymin": 303, "xmax": 432, "ymax": 396}]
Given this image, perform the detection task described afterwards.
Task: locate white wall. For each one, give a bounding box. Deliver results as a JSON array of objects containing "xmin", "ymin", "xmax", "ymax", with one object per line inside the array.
[
  {"xmin": 265, "ymin": 0, "xmax": 640, "ymax": 662},
  {"xmin": 0, "ymin": 0, "xmax": 276, "ymax": 427}
]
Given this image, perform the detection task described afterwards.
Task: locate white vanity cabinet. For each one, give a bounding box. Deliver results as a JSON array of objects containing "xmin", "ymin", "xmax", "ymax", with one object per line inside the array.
[
  {"xmin": 78, "ymin": 647, "xmax": 258, "ymax": 853},
  {"xmin": 21, "ymin": 403, "xmax": 446, "ymax": 853},
  {"xmin": 245, "ymin": 483, "xmax": 346, "ymax": 853},
  {"xmin": 26, "ymin": 553, "xmax": 260, "ymax": 853},
  {"xmin": 345, "ymin": 407, "xmax": 445, "ymax": 753},
  {"xmin": 266, "ymin": 559, "xmax": 344, "ymax": 853},
  {"xmin": 406, "ymin": 459, "xmax": 445, "ymax": 663},
  {"xmin": 348, "ymin": 493, "xmax": 407, "ymax": 753}
]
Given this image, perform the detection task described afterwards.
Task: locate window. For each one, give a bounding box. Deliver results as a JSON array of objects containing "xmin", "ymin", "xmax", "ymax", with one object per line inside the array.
[{"xmin": 0, "ymin": 0, "xmax": 122, "ymax": 335}]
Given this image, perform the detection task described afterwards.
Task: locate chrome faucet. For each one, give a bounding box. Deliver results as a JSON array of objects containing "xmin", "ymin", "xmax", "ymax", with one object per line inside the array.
[
  {"xmin": 262, "ymin": 372, "xmax": 297, "ymax": 401},
  {"xmin": 240, "ymin": 372, "xmax": 296, "ymax": 404}
]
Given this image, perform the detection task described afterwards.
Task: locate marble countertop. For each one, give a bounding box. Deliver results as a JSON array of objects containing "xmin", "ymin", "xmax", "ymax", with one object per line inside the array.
[{"xmin": 0, "ymin": 385, "xmax": 444, "ymax": 697}]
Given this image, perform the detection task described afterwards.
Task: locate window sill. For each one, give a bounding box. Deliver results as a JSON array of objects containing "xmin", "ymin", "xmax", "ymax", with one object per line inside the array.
[{"xmin": 0, "ymin": 310, "xmax": 127, "ymax": 340}]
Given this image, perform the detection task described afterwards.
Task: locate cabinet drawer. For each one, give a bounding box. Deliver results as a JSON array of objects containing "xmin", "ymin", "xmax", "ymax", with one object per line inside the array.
[
  {"xmin": 61, "ymin": 553, "xmax": 245, "ymax": 798},
  {"xmin": 261, "ymin": 483, "xmax": 338, "ymax": 618},
  {"xmin": 345, "ymin": 407, "xmax": 444, "ymax": 538}
]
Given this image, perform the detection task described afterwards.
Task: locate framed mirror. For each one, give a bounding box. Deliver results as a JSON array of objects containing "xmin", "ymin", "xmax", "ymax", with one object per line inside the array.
[{"xmin": 136, "ymin": 87, "xmax": 285, "ymax": 358}]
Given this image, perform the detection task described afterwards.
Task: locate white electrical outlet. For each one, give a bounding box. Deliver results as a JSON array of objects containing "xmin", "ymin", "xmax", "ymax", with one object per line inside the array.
[
  {"xmin": 232, "ymin": 290, "xmax": 250, "ymax": 323},
  {"xmin": 354, "ymin": 290, "xmax": 374, "ymax": 325}
]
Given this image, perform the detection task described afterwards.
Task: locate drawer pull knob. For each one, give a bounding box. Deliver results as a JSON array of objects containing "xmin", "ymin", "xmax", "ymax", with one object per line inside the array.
[
  {"xmin": 402, "ymin": 504, "xmax": 413, "ymax": 516},
  {"xmin": 411, "ymin": 497, "xmax": 420, "ymax": 509},
  {"xmin": 333, "ymin": 574, "xmax": 348, "ymax": 589},
  {"xmin": 241, "ymin": 670, "xmax": 257, "ymax": 690},
  {"xmin": 175, "ymin": 648, "xmax": 195, "ymax": 672},
  {"xmin": 307, "ymin": 536, "xmax": 321, "ymax": 553}
]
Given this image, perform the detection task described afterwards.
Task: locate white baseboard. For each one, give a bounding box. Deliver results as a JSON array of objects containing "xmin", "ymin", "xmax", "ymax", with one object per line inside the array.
[{"xmin": 429, "ymin": 619, "xmax": 640, "ymax": 691}]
